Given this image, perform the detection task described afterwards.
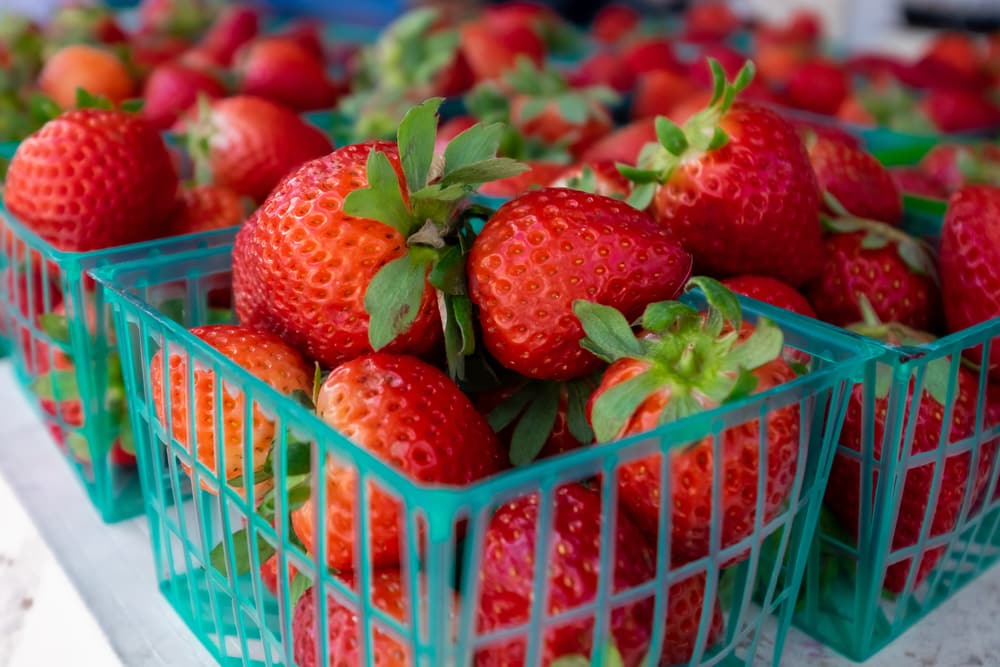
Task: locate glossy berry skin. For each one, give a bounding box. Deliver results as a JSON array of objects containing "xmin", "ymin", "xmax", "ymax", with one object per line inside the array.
[
  {"xmin": 807, "ymin": 136, "xmax": 903, "ymax": 225},
  {"xmin": 237, "ymin": 38, "xmax": 341, "ymax": 112},
  {"xmin": 722, "ymin": 275, "xmax": 817, "ymax": 317},
  {"xmin": 469, "ymin": 188, "xmax": 693, "ymax": 380},
  {"xmin": 142, "ymin": 62, "xmax": 226, "ymax": 130},
  {"xmin": 510, "ymin": 97, "xmax": 611, "ymax": 159},
  {"xmin": 581, "ymin": 118, "xmax": 656, "ymax": 165},
  {"xmin": 4, "ymin": 110, "xmax": 178, "ymax": 252},
  {"xmin": 37, "ymin": 44, "xmax": 134, "ymax": 110},
  {"xmin": 190, "ymin": 95, "xmax": 333, "ymax": 203},
  {"xmin": 827, "ymin": 367, "xmax": 993, "ymax": 593},
  {"xmin": 650, "ymin": 101, "xmax": 824, "ymax": 287},
  {"xmin": 199, "ymin": 5, "xmax": 259, "ymax": 66},
  {"xmin": 807, "ymin": 231, "xmax": 936, "ymax": 330},
  {"xmin": 891, "ymin": 167, "xmax": 950, "ymax": 200},
  {"xmin": 922, "ymin": 88, "xmax": 1000, "ymax": 133},
  {"xmin": 591, "ymin": 325, "xmax": 800, "ymax": 564},
  {"xmin": 592, "ymin": 4, "xmax": 640, "ymax": 44},
  {"xmin": 233, "ymin": 142, "xmax": 442, "ymax": 368},
  {"xmin": 475, "ymin": 483, "xmax": 723, "ymax": 667},
  {"xmin": 460, "ymin": 20, "xmax": 544, "ymax": 83},
  {"xmin": 940, "ymin": 186, "xmax": 1000, "ymax": 373},
  {"xmin": 166, "ymin": 185, "xmax": 245, "ymax": 236},
  {"xmin": 785, "ymin": 58, "xmax": 850, "ymax": 116},
  {"xmin": 150, "ymin": 325, "xmax": 313, "ymax": 495},
  {"xmin": 291, "ymin": 354, "xmax": 506, "ymax": 572}
]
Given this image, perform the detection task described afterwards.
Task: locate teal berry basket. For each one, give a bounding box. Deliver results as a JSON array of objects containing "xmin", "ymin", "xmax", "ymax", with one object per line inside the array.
[
  {"xmin": 868, "ymin": 141, "xmax": 949, "ymax": 239},
  {"xmin": 0, "ymin": 208, "xmax": 237, "ymax": 523},
  {"xmin": 791, "ymin": 315, "xmax": 1000, "ymax": 661},
  {"xmin": 97, "ymin": 243, "xmax": 875, "ymax": 667}
]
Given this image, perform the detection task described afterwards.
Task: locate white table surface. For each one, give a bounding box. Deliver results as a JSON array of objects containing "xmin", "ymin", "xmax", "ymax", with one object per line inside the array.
[{"xmin": 3, "ymin": 356, "xmax": 1000, "ymax": 667}]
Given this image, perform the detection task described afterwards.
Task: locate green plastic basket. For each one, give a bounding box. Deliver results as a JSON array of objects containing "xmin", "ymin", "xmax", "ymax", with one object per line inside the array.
[
  {"xmin": 97, "ymin": 244, "xmax": 874, "ymax": 667},
  {"xmin": 0, "ymin": 209, "xmax": 237, "ymax": 522}
]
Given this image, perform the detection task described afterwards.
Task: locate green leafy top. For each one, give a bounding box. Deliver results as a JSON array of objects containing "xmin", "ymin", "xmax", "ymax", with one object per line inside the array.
[
  {"xmin": 620, "ymin": 58, "xmax": 755, "ymax": 210},
  {"xmin": 574, "ymin": 276, "xmax": 785, "ymax": 443},
  {"xmin": 343, "ymin": 97, "xmax": 527, "ymax": 380},
  {"xmin": 851, "ymin": 81, "xmax": 936, "ymax": 135},
  {"xmin": 822, "ymin": 212, "xmax": 938, "ymax": 282},
  {"xmin": 953, "ymin": 145, "xmax": 1000, "ymax": 186},
  {"xmin": 354, "ymin": 9, "xmax": 460, "ymax": 93}
]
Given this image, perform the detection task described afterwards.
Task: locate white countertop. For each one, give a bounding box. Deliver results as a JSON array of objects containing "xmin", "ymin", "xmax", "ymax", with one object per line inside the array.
[{"xmin": 4, "ymin": 355, "xmax": 1000, "ymax": 666}]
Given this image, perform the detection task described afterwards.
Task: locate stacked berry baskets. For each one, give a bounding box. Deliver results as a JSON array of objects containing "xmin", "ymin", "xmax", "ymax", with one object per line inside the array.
[{"xmin": 97, "ymin": 242, "xmax": 874, "ymax": 667}]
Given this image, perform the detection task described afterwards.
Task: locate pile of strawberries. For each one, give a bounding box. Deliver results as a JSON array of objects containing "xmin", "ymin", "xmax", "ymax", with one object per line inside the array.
[{"xmin": 3, "ymin": 1, "xmax": 1000, "ymax": 665}]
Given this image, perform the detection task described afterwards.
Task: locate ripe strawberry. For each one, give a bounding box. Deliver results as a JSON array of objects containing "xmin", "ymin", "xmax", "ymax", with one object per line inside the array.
[
  {"xmin": 198, "ymin": 5, "xmax": 259, "ymax": 66},
  {"xmin": 754, "ymin": 40, "xmax": 811, "ymax": 88},
  {"xmin": 150, "ymin": 325, "xmax": 312, "ymax": 494},
  {"xmin": 290, "ymin": 353, "xmax": 505, "ymax": 572},
  {"xmin": 620, "ymin": 38, "xmax": 683, "ymax": 77},
  {"xmin": 921, "ymin": 32, "xmax": 987, "ymax": 88},
  {"xmin": 592, "ymin": 4, "xmax": 640, "ymax": 44},
  {"xmin": 891, "ymin": 167, "xmax": 950, "ymax": 200},
  {"xmin": 235, "ymin": 100, "xmax": 524, "ymax": 372},
  {"xmin": 807, "ymin": 218, "xmax": 937, "ymax": 330},
  {"xmin": 475, "ymin": 483, "xmax": 723, "ymax": 666},
  {"xmin": 826, "ymin": 320, "xmax": 994, "ymax": 593},
  {"xmin": 577, "ymin": 278, "xmax": 800, "ymax": 563},
  {"xmin": 805, "ymin": 133, "xmax": 903, "ymax": 225},
  {"xmin": 550, "ymin": 160, "xmax": 630, "ymax": 199},
  {"xmin": 46, "ymin": 6, "xmax": 127, "ymax": 47},
  {"xmin": 166, "ymin": 185, "xmax": 246, "ymax": 236},
  {"xmin": 1, "ymin": 263, "xmax": 62, "ymax": 374},
  {"xmin": 836, "ymin": 94, "xmax": 877, "ymax": 126},
  {"xmin": 236, "ymin": 38, "xmax": 342, "ymax": 112},
  {"xmin": 476, "ymin": 161, "xmax": 566, "ymax": 199},
  {"xmin": 568, "ymin": 52, "xmax": 636, "ymax": 94},
  {"xmin": 723, "ymin": 275, "xmax": 817, "ymax": 317},
  {"xmin": 623, "ymin": 61, "xmax": 824, "ymax": 287},
  {"xmin": 631, "ymin": 69, "xmax": 699, "ymax": 120},
  {"xmin": 469, "ymin": 187, "xmax": 692, "ymax": 381},
  {"xmin": 940, "ymin": 186, "xmax": 1000, "ymax": 373},
  {"xmin": 180, "ymin": 95, "xmax": 333, "ymax": 203},
  {"xmin": 460, "ymin": 19, "xmax": 544, "ymax": 83},
  {"xmin": 273, "ymin": 20, "xmax": 326, "ymax": 62},
  {"xmin": 293, "ymin": 572, "xmax": 457, "ymax": 667},
  {"xmin": 920, "ymin": 143, "xmax": 1000, "ymax": 194},
  {"xmin": 684, "ymin": 0, "xmax": 741, "ymax": 42},
  {"xmin": 138, "ymin": 0, "xmax": 211, "ymax": 39},
  {"xmin": 789, "ymin": 118, "xmax": 863, "ymax": 149},
  {"xmin": 37, "ymin": 44, "xmax": 135, "ymax": 110},
  {"xmin": 785, "ymin": 58, "xmax": 851, "ymax": 116},
  {"xmin": 580, "ymin": 117, "xmax": 655, "ymax": 166},
  {"xmin": 141, "ymin": 61, "xmax": 225, "ymax": 130},
  {"xmin": 921, "ymin": 87, "xmax": 1000, "ymax": 133},
  {"xmin": 5, "ymin": 109, "xmax": 178, "ymax": 251},
  {"xmin": 259, "ymin": 553, "xmax": 297, "ymax": 596}
]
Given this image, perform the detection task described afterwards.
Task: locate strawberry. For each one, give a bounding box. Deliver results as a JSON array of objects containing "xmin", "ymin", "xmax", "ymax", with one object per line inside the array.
[
  {"xmin": 550, "ymin": 160, "xmax": 630, "ymax": 199},
  {"xmin": 940, "ymin": 186, "xmax": 1000, "ymax": 374},
  {"xmin": 180, "ymin": 95, "xmax": 333, "ymax": 203},
  {"xmin": 1, "ymin": 263, "xmax": 62, "ymax": 375},
  {"xmin": 568, "ymin": 52, "xmax": 636, "ymax": 94},
  {"xmin": 150, "ymin": 325, "xmax": 313, "ymax": 495},
  {"xmin": 921, "ymin": 87, "xmax": 1000, "ymax": 133},
  {"xmin": 477, "ymin": 160, "xmax": 566, "ymax": 199},
  {"xmin": 234, "ymin": 99, "xmax": 525, "ymax": 373},
  {"xmin": 141, "ymin": 61, "xmax": 225, "ymax": 130},
  {"xmin": 920, "ymin": 143, "xmax": 1000, "ymax": 194},
  {"xmin": 293, "ymin": 572, "xmax": 457, "ymax": 667},
  {"xmin": 469, "ymin": 187, "xmax": 692, "ymax": 381},
  {"xmin": 37, "ymin": 44, "xmax": 135, "ymax": 110},
  {"xmin": 166, "ymin": 184, "xmax": 246, "ymax": 236},
  {"xmin": 4, "ymin": 109, "xmax": 178, "ymax": 251},
  {"xmin": 290, "ymin": 353, "xmax": 505, "ymax": 572},
  {"xmin": 592, "ymin": 4, "xmax": 640, "ymax": 44},
  {"xmin": 836, "ymin": 94, "xmax": 878, "ymax": 126},
  {"xmin": 236, "ymin": 38, "xmax": 342, "ymax": 112},
  {"xmin": 46, "ymin": 6, "xmax": 127, "ymax": 47},
  {"xmin": 198, "ymin": 5, "xmax": 258, "ymax": 66},
  {"xmin": 580, "ymin": 117, "xmax": 656, "ymax": 165},
  {"xmin": 807, "ymin": 217, "xmax": 937, "ymax": 330},
  {"xmin": 273, "ymin": 20, "xmax": 326, "ymax": 62},
  {"xmin": 460, "ymin": 19, "xmax": 544, "ymax": 83},
  {"xmin": 921, "ymin": 32, "xmax": 988, "ymax": 88},
  {"xmin": 722, "ymin": 275, "xmax": 817, "ymax": 317},
  {"xmin": 684, "ymin": 0, "xmax": 741, "ymax": 42},
  {"xmin": 138, "ymin": 0, "xmax": 212, "ymax": 40},
  {"xmin": 475, "ymin": 482, "xmax": 723, "ymax": 666},
  {"xmin": 620, "ymin": 38, "xmax": 683, "ymax": 78},
  {"xmin": 754, "ymin": 40, "xmax": 811, "ymax": 88},
  {"xmin": 623, "ymin": 61, "xmax": 824, "ymax": 287},
  {"xmin": 891, "ymin": 167, "xmax": 950, "ymax": 200},
  {"xmin": 576, "ymin": 278, "xmax": 800, "ymax": 563},
  {"xmin": 826, "ymin": 318, "xmax": 995, "ymax": 593},
  {"xmin": 785, "ymin": 58, "xmax": 850, "ymax": 116},
  {"xmin": 631, "ymin": 69, "xmax": 699, "ymax": 121},
  {"xmin": 805, "ymin": 133, "xmax": 903, "ymax": 225},
  {"xmin": 789, "ymin": 118, "xmax": 863, "ymax": 149}
]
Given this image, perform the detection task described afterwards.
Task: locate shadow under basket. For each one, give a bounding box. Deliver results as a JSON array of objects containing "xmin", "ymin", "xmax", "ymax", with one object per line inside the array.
[
  {"xmin": 97, "ymin": 242, "xmax": 874, "ymax": 667},
  {"xmin": 0, "ymin": 208, "xmax": 237, "ymax": 522}
]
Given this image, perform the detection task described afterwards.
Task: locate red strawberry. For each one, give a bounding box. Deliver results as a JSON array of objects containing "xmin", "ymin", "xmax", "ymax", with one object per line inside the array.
[
  {"xmin": 891, "ymin": 167, "xmax": 950, "ymax": 200},
  {"xmin": 38, "ymin": 44, "xmax": 135, "ymax": 111},
  {"xmin": 620, "ymin": 38, "xmax": 683, "ymax": 77},
  {"xmin": 807, "ymin": 218, "xmax": 937, "ymax": 330},
  {"xmin": 273, "ymin": 20, "xmax": 326, "ymax": 62},
  {"xmin": 826, "ymin": 320, "xmax": 994, "ymax": 593},
  {"xmin": 198, "ymin": 5, "xmax": 259, "ymax": 66},
  {"xmin": 477, "ymin": 161, "xmax": 566, "ymax": 199},
  {"xmin": 754, "ymin": 40, "xmax": 811, "ymax": 88},
  {"xmin": 921, "ymin": 87, "xmax": 1000, "ymax": 133},
  {"xmin": 460, "ymin": 19, "xmax": 544, "ymax": 82},
  {"xmin": 166, "ymin": 185, "xmax": 246, "ymax": 236},
  {"xmin": 920, "ymin": 143, "xmax": 1000, "ymax": 193},
  {"xmin": 142, "ymin": 61, "xmax": 226, "ymax": 130},
  {"xmin": 789, "ymin": 118, "xmax": 863, "ymax": 149},
  {"xmin": 836, "ymin": 94, "xmax": 878, "ymax": 126},
  {"xmin": 4, "ymin": 109, "xmax": 178, "ymax": 251},
  {"xmin": 922, "ymin": 32, "xmax": 988, "ymax": 88},
  {"xmin": 805, "ymin": 133, "xmax": 903, "ymax": 225},
  {"xmin": 580, "ymin": 117, "xmax": 655, "ymax": 164},
  {"xmin": 592, "ymin": 4, "xmax": 640, "ymax": 44},
  {"xmin": 180, "ymin": 95, "xmax": 333, "ymax": 203},
  {"xmin": 625, "ymin": 61, "xmax": 824, "ymax": 287},
  {"xmin": 631, "ymin": 69, "xmax": 699, "ymax": 120},
  {"xmin": 684, "ymin": 0, "xmax": 741, "ymax": 42},
  {"xmin": 290, "ymin": 354, "xmax": 505, "ymax": 572},
  {"xmin": 550, "ymin": 160, "xmax": 630, "ymax": 199},
  {"xmin": 785, "ymin": 58, "xmax": 851, "ymax": 116},
  {"xmin": 259, "ymin": 554, "xmax": 297, "ymax": 596},
  {"xmin": 577, "ymin": 279, "xmax": 800, "ymax": 563},
  {"xmin": 723, "ymin": 275, "xmax": 817, "ymax": 317},
  {"xmin": 236, "ymin": 38, "xmax": 342, "ymax": 112},
  {"xmin": 150, "ymin": 325, "xmax": 313, "ymax": 495},
  {"xmin": 469, "ymin": 187, "xmax": 692, "ymax": 380},
  {"xmin": 940, "ymin": 186, "xmax": 1000, "ymax": 373},
  {"xmin": 568, "ymin": 52, "xmax": 635, "ymax": 94},
  {"xmin": 46, "ymin": 6, "xmax": 127, "ymax": 46},
  {"xmin": 293, "ymin": 572, "xmax": 457, "ymax": 667},
  {"xmin": 475, "ymin": 483, "xmax": 723, "ymax": 666}
]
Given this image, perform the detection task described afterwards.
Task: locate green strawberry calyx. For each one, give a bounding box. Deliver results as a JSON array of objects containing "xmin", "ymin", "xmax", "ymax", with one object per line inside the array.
[
  {"xmin": 550, "ymin": 643, "xmax": 625, "ymax": 667},
  {"xmin": 955, "ymin": 145, "xmax": 1000, "ymax": 186},
  {"xmin": 620, "ymin": 58, "xmax": 755, "ymax": 210},
  {"xmin": 822, "ymin": 211, "xmax": 939, "ymax": 283},
  {"xmin": 362, "ymin": 8, "xmax": 460, "ymax": 92},
  {"xmin": 343, "ymin": 97, "xmax": 527, "ymax": 381},
  {"xmin": 574, "ymin": 276, "xmax": 784, "ymax": 443}
]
